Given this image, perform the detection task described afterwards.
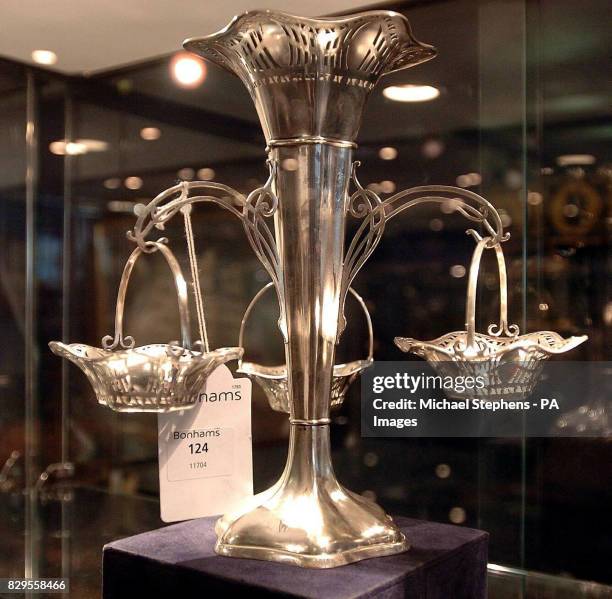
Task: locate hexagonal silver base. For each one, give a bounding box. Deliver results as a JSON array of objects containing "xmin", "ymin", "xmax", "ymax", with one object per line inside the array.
[{"xmin": 214, "ymin": 425, "xmax": 409, "ymax": 568}]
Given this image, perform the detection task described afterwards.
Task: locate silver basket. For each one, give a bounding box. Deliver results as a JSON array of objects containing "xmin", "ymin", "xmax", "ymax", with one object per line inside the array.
[
  {"xmin": 238, "ymin": 282, "xmax": 373, "ymax": 413},
  {"xmin": 395, "ymin": 237, "xmax": 587, "ymax": 400},
  {"xmin": 50, "ymin": 240, "xmax": 242, "ymax": 412}
]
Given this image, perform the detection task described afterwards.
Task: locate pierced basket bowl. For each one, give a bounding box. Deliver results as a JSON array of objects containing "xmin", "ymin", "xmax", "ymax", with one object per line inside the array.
[
  {"xmin": 238, "ymin": 358, "xmax": 373, "ymax": 413},
  {"xmin": 50, "ymin": 342, "xmax": 243, "ymax": 413},
  {"xmin": 395, "ymin": 331, "xmax": 587, "ymax": 401}
]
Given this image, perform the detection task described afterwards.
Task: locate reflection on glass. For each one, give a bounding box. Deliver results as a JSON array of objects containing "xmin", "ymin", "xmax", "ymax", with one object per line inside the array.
[{"xmin": 0, "ymin": 0, "xmax": 609, "ymax": 591}]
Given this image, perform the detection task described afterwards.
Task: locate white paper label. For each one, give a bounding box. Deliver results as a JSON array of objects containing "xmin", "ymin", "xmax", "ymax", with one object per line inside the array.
[{"xmin": 158, "ymin": 365, "xmax": 253, "ymax": 522}]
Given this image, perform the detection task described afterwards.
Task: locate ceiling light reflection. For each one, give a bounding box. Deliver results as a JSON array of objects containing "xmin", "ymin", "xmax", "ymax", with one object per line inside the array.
[
  {"xmin": 32, "ymin": 50, "xmax": 57, "ymax": 66},
  {"xmin": 197, "ymin": 167, "xmax": 215, "ymax": 180},
  {"xmin": 450, "ymin": 265, "xmax": 466, "ymax": 278},
  {"xmin": 50, "ymin": 141, "xmax": 86, "ymax": 156},
  {"xmin": 379, "ymin": 180, "xmax": 396, "ymax": 194},
  {"xmin": 383, "ymin": 84, "xmax": 440, "ymax": 103},
  {"xmin": 378, "ymin": 146, "xmax": 398, "ymax": 160},
  {"xmin": 140, "ymin": 127, "xmax": 161, "ymax": 141},
  {"xmin": 124, "ymin": 176, "xmax": 143, "ymax": 190},
  {"xmin": 363, "ymin": 452, "xmax": 379, "ymax": 467},
  {"xmin": 449, "ymin": 507, "xmax": 466, "ymax": 524},
  {"xmin": 49, "ymin": 138, "xmax": 108, "ymax": 156},
  {"xmin": 171, "ymin": 53, "xmax": 206, "ymax": 88},
  {"xmin": 556, "ymin": 154, "xmax": 595, "ymax": 167},
  {"xmin": 456, "ymin": 172, "xmax": 481, "ymax": 188},
  {"xmin": 177, "ymin": 167, "xmax": 195, "ymax": 180},
  {"xmin": 435, "ymin": 464, "xmax": 451, "ymax": 479}
]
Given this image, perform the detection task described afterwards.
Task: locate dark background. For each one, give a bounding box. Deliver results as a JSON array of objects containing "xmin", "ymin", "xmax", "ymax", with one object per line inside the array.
[{"xmin": 0, "ymin": 0, "xmax": 610, "ymax": 590}]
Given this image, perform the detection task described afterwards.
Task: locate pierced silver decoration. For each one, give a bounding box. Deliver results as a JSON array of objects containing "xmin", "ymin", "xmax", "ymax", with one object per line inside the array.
[
  {"xmin": 238, "ymin": 282, "xmax": 373, "ymax": 414},
  {"xmin": 50, "ymin": 240, "xmax": 242, "ymax": 412},
  {"xmin": 49, "ymin": 8, "xmax": 589, "ymax": 570},
  {"xmin": 395, "ymin": 237, "xmax": 587, "ymax": 400},
  {"xmin": 184, "ymin": 10, "xmax": 436, "ymax": 145},
  {"xmin": 129, "ymin": 164, "xmax": 286, "ymax": 337},
  {"xmin": 241, "ymin": 161, "xmax": 286, "ymax": 339},
  {"xmin": 338, "ymin": 162, "xmax": 385, "ymax": 335},
  {"xmin": 338, "ymin": 168, "xmax": 510, "ymax": 337},
  {"xmin": 181, "ymin": 9, "xmax": 437, "ymax": 567}
]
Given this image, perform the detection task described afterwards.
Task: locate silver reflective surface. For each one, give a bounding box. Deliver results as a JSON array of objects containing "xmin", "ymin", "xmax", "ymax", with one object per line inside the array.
[
  {"xmin": 395, "ymin": 237, "xmax": 587, "ymax": 400},
  {"xmin": 50, "ymin": 240, "xmax": 243, "ymax": 413},
  {"xmin": 238, "ymin": 283, "xmax": 373, "ymax": 413},
  {"xmin": 215, "ymin": 424, "xmax": 409, "ymax": 567},
  {"xmin": 49, "ymin": 342, "xmax": 241, "ymax": 413},
  {"xmin": 184, "ymin": 9, "xmax": 426, "ymax": 567},
  {"xmin": 184, "ymin": 10, "xmax": 436, "ymax": 144}
]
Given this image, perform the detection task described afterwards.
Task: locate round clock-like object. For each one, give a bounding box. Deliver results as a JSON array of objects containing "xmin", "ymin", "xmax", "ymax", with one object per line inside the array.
[{"xmin": 549, "ymin": 180, "xmax": 603, "ymax": 235}]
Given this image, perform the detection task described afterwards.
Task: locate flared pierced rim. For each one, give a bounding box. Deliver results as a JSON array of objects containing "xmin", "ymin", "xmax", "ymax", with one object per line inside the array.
[
  {"xmin": 394, "ymin": 331, "xmax": 588, "ymax": 360},
  {"xmin": 184, "ymin": 9, "xmax": 436, "ymax": 78},
  {"xmin": 395, "ymin": 238, "xmax": 587, "ymax": 364},
  {"xmin": 240, "ymin": 358, "xmax": 372, "ymax": 413},
  {"xmin": 49, "ymin": 341, "xmax": 243, "ymax": 412},
  {"xmin": 49, "ymin": 341, "xmax": 242, "ymax": 364},
  {"xmin": 238, "ymin": 358, "xmax": 372, "ymax": 380}
]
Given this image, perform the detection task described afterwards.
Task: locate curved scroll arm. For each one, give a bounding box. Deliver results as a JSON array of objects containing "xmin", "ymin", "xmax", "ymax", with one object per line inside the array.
[
  {"xmin": 338, "ymin": 164, "xmax": 509, "ymax": 339},
  {"xmin": 382, "ymin": 185, "xmax": 509, "ymax": 246},
  {"xmin": 338, "ymin": 162, "xmax": 386, "ymax": 335},
  {"xmin": 125, "ymin": 162, "xmax": 285, "ymax": 336},
  {"xmin": 242, "ymin": 161, "xmax": 287, "ymax": 340},
  {"xmin": 128, "ymin": 180, "xmax": 246, "ymax": 250}
]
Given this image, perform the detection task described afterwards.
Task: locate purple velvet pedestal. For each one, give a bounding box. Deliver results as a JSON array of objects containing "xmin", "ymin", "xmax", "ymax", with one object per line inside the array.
[{"xmin": 103, "ymin": 516, "xmax": 488, "ymax": 598}]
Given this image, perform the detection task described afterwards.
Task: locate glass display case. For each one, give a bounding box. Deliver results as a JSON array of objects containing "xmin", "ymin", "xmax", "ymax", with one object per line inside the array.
[{"xmin": 0, "ymin": 0, "xmax": 609, "ymax": 595}]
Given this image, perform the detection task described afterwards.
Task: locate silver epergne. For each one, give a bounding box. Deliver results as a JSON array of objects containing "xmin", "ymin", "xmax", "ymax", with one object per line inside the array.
[
  {"xmin": 50, "ymin": 8, "xmax": 587, "ymax": 568},
  {"xmin": 179, "ymin": 9, "xmax": 510, "ymax": 568},
  {"xmin": 395, "ymin": 236, "xmax": 588, "ymax": 400},
  {"xmin": 50, "ymin": 238, "xmax": 242, "ymax": 412},
  {"xmin": 238, "ymin": 282, "xmax": 374, "ymax": 413}
]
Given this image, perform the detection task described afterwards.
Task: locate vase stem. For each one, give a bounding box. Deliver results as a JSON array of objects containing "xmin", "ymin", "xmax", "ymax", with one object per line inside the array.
[
  {"xmin": 188, "ymin": 8, "xmax": 437, "ymax": 566},
  {"xmin": 271, "ymin": 143, "xmax": 352, "ymax": 423}
]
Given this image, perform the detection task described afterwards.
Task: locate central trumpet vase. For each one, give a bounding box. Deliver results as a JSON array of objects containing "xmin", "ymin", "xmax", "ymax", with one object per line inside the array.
[{"xmin": 185, "ymin": 10, "xmax": 436, "ymax": 567}]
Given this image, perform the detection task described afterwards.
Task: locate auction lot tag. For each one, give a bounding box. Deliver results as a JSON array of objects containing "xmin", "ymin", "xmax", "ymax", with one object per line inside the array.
[{"xmin": 158, "ymin": 365, "xmax": 252, "ymax": 522}]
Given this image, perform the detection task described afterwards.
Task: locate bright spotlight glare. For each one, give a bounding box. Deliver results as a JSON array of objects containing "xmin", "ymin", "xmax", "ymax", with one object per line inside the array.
[
  {"xmin": 49, "ymin": 138, "xmax": 108, "ymax": 156},
  {"xmin": 32, "ymin": 50, "xmax": 58, "ymax": 66},
  {"xmin": 171, "ymin": 53, "xmax": 206, "ymax": 88},
  {"xmin": 383, "ymin": 84, "xmax": 440, "ymax": 103}
]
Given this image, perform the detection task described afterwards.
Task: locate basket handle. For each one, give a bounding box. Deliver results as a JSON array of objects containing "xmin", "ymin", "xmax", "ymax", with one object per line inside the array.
[
  {"xmin": 465, "ymin": 237, "xmax": 519, "ymax": 351},
  {"xmin": 238, "ymin": 282, "xmax": 373, "ymax": 369},
  {"xmin": 101, "ymin": 241, "xmax": 191, "ymax": 351}
]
